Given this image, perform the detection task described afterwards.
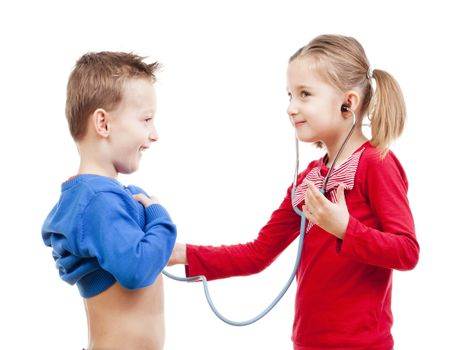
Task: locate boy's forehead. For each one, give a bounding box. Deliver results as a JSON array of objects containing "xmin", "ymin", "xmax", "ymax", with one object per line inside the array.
[
  {"xmin": 122, "ymin": 77, "xmax": 155, "ymax": 91},
  {"xmin": 107, "ymin": 82, "xmax": 156, "ymax": 117},
  {"xmin": 121, "ymin": 78, "xmax": 156, "ymax": 105}
]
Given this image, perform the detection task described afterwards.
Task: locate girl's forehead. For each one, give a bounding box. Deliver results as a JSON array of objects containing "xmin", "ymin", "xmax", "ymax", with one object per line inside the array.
[{"xmin": 287, "ymin": 57, "xmax": 325, "ymax": 84}]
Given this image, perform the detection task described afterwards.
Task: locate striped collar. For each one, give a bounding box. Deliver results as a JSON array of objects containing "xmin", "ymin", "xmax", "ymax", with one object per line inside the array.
[{"xmin": 292, "ymin": 147, "xmax": 365, "ymax": 207}]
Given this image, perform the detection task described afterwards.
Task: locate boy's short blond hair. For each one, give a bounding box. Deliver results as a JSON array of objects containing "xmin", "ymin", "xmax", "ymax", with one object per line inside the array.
[{"xmin": 66, "ymin": 52, "xmax": 160, "ymax": 141}]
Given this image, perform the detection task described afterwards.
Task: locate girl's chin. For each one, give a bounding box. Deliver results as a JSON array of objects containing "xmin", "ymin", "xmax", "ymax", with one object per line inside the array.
[
  {"xmin": 294, "ymin": 128, "xmax": 316, "ymax": 141},
  {"xmin": 295, "ymin": 133, "xmax": 318, "ymax": 143}
]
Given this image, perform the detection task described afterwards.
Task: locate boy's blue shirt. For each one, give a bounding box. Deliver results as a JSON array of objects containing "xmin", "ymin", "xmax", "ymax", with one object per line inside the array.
[{"xmin": 42, "ymin": 174, "xmax": 177, "ymax": 298}]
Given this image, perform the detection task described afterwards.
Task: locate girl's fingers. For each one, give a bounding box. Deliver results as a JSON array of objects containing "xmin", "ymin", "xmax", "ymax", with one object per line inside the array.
[
  {"xmin": 303, "ymin": 205, "xmax": 313, "ymax": 218},
  {"xmin": 305, "ymin": 190, "xmax": 315, "ymax": 209},
  {"xmin": 307, "ymin": 182, "xmax": 326, "ymax": 204}
]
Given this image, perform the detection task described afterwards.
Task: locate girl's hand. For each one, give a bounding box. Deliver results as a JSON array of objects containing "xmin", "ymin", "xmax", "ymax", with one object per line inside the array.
[
  {"xmin": 133, "ymin": 193, "xmax": 160, "ymax": 208},
  {"xmin": 168, "ymin": 243, "xmax": 188, "ymax": 266},
  {"xmin": 303, "ymin": 182, "xmax": 350, "ymax": 239}
]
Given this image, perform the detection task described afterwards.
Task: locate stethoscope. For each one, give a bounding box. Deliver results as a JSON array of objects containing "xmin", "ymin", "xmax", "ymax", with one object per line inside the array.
[{"xmin": 162, "ymin": 105, "xmax": 356, "ymax": 326}]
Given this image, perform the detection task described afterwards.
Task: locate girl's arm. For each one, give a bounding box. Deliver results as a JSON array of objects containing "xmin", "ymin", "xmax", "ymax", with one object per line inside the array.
[
  {"xmin": 180, "ymin": 186, "xmax": 302, "ymax": 281},
  {"xmin": 303, "ymin": 149, "xmax": 419, "ymax": 271},
  {"xmin": 338, "ymin": 151, "xmax": 419, "ymax": 270}
]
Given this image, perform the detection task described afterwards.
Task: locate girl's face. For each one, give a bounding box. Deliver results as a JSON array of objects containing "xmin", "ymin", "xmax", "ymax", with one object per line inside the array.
[{"xmin": 286, "ymin": 56, "xmax": 346, "ymax": 146}]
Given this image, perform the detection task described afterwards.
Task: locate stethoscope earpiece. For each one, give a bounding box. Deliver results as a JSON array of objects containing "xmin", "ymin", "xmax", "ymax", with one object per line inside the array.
[{"xmin": 341, "ymin": 104, "xmax": 350, "ymax": 112}]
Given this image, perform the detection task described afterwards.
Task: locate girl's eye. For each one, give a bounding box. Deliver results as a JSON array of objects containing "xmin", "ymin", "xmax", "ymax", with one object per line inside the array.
[
  {"xmin": 145, "ymin": 118, "xmax": 152, "ymax": 123},
  {"xmin": 301, "ymin": 90, "xmax": 310, "ymax": 97},
  {"xmin": 288, "ymin": 92, "xmax": 292, "ymax": 101}
]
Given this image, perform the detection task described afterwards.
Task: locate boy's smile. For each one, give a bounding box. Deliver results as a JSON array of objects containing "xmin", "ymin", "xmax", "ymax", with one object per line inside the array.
[{"xmin": 106, "ymin": 78, "xmax": 158, "ymax": 176}]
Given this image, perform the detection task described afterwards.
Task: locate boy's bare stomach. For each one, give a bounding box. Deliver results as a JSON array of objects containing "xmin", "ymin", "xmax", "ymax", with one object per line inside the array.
[{"xmin": 84, "ymin": 274, "xmax": 165, "ymax": 350}]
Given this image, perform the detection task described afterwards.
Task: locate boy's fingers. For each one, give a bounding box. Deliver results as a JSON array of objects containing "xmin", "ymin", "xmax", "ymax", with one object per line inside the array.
[
  {"xmin": 133, "ymin": 194, "xmax": 152, "ymax": 204},
  {"xmin": 133, "ymin": 193, "xmax": 159, "ymax": 207},
  {"xmin": 133, "ymin": 193, "xmax": 147, "ymax": 203}
]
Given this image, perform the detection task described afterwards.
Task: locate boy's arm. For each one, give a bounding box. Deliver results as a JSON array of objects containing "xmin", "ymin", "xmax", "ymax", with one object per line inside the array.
[{"xmin": 81, "ymin": 192, "xmax": 177, "ymax": 289}]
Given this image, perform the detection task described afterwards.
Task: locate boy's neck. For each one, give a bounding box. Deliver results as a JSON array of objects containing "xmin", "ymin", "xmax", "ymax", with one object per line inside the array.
[
  {"xmin": 78, "ymin": 162, "xmax": 118, "ymax": 179},
  {"xmin": 77, "ymin": 141, "xmax": 118, "ymax": 178}
]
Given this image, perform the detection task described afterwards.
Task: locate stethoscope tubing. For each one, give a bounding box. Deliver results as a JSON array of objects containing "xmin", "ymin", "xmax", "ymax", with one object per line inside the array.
[{"xmin": 162, "ymin": 108, "xmax": 356, "ymax": 326}]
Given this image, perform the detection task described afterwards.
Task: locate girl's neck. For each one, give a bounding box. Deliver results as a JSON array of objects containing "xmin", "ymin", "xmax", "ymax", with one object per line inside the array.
[{"xmin": 324, "ymin": 130, "xmax": 368, "ymax": 168}]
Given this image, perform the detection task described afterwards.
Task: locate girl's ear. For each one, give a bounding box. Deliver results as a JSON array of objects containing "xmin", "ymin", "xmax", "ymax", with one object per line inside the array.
[
  {"xmin": 341, "ymin": 90, "xmax": 361, "ymax": 117},
  {"xmin": 92, "ymin": 108, "xmax": 110, "ymax": 137}
]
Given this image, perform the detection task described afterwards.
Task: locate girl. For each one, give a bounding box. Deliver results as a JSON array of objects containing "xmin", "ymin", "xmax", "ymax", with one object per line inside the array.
[{"xmin": 170, "ymin": 34, "xmax": 419, "ymax": 350}]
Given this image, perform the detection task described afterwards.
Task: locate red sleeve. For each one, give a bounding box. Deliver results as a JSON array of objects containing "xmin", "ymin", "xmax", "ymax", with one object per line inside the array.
[
  {"xmin": 185, "ymin": 176, "xmax": 310, "ymax": 281},
  {"xmin": 338, "ymin": 150, "xmax": 420, "ymax": 271}
]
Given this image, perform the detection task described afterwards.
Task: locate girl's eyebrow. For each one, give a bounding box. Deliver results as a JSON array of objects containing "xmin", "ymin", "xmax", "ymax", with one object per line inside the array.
[
  {"xmin": 287, "ymin": 84, "xmax": 313, "ymax": 91},
  {"xmin": 296, "ymin": 84, "xmax": 313, "ymax": 90}
]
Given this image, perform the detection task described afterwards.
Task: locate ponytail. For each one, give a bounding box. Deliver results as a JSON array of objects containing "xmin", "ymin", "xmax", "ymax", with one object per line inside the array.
[{"xmin": 369, "ymin": 69, "xmax": 406, "ymax": 157}]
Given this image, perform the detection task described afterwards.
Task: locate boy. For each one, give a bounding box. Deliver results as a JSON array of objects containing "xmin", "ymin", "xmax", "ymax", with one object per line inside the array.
[{"xmin": 42, "ymin": 52, "xmax": 177, "ymax": 350}]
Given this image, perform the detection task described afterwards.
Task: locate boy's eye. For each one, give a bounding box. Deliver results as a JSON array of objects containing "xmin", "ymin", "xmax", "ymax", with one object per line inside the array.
[
  {"xmin": 287, "ymin": 92, "xmax": 292, "ymax": 101},
  {"xmin": 145, "ymin": 118, "xmax": 153, "ymax": 123}
]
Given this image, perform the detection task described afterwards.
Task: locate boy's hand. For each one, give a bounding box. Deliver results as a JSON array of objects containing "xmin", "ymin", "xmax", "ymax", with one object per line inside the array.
[
  {"xmin": 303, "ymin": 182, "xmax": 350, "ymax": 239},
  {"xmin": 133, "ymin": 193, "xmax": 160, "ymax": 208},
  {"xmin": 168, "ymin": 243, "xmax": 188, "ymax": 266}
]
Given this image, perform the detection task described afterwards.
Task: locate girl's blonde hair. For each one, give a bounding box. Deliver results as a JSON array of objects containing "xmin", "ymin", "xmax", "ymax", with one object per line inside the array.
[{"xmin": 290, "ymin": 34, "xmax": 406, "ymax": 156}]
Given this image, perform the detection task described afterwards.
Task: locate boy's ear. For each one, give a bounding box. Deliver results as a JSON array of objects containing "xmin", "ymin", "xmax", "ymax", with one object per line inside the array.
[{"xmin": 92, "ymin": 108, "xmax": 110, "ymax": 138}]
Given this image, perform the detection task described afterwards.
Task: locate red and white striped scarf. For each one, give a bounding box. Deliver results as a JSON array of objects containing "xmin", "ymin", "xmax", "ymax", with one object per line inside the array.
[{"xmin": 292, "ymin": 148, "xmax": 365, "ymax": 232}]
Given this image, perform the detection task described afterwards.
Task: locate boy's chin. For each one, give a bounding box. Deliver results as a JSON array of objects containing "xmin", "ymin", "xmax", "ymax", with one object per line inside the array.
[{"xmin": 116, "ymin": 163, "xmax": 140, "ymax": 175}]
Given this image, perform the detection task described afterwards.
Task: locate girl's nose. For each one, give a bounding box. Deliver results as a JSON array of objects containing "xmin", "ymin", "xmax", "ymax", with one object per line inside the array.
[
  {"xmin": 149, "ymin": 126, "xmax": 158, "ymax": 142},
  {"xmin": 287, "ymin": 100, "xmax": 298, "ymax": 118}
]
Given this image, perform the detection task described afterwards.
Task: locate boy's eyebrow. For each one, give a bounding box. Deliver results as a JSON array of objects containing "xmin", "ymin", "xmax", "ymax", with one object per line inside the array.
[{"xmin": 142, "ymin": 109, "xmax": 156, "ymax": 115}]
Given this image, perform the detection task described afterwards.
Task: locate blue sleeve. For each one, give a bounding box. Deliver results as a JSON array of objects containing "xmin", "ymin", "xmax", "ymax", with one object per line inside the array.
[{"xmin": 80, "ymin": 192, "xmax": 177, "ymax": 289}]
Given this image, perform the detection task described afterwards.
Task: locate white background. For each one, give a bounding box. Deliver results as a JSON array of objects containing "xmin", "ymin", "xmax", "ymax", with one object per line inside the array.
[{"xmin": 0, "ymin": 1, "xmax": 472, "ymax": 349}]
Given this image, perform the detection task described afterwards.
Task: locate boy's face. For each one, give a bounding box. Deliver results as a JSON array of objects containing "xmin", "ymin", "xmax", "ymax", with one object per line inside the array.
[{"xmin": 107, "ymin": 78, "xmax": 158, "ymax": 175}]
